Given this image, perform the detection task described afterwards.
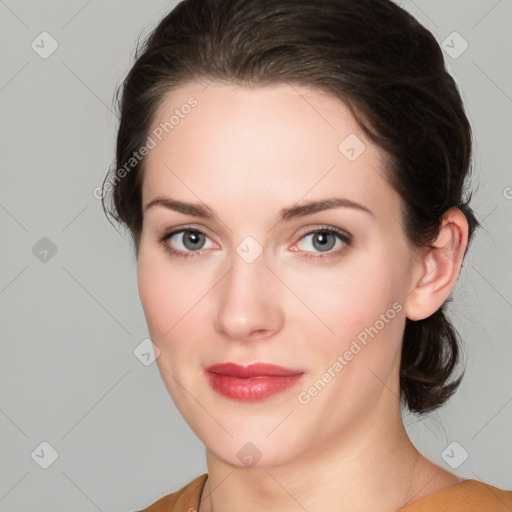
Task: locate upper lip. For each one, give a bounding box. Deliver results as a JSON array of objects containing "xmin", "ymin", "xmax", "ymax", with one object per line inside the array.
[{"xmin": 205, "ymin": 362, "xmax": 304, "ymax": 378}]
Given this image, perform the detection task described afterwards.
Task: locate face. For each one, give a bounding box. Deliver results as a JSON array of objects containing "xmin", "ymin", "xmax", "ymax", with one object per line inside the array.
[{"xmin": 137, "ymin": 81, "xmax": 422, "ymax": 468}]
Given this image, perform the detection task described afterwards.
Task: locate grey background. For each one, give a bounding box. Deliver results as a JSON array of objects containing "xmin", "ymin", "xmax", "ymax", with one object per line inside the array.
[{"xmin": 0, "ymin": 0, "xmax": 511, "ymax": 510}]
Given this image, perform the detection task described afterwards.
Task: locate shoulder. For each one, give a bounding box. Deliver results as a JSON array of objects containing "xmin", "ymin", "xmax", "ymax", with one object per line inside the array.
[
  {"xmin": 401, "ymin": 479, "xmax": 512, "ymax": 512},
  {"xmin": 133, "ymin": 473, "xmax": 208, "ymax": 512}
]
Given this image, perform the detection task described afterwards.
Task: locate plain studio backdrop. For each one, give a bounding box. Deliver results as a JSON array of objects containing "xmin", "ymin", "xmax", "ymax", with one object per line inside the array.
[{"xmin": 0, "ymin": 1, "xmax": 511, "ymax": 511}]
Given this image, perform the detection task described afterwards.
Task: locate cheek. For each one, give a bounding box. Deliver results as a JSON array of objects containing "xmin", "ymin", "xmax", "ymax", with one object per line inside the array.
[
  {"xmin": 338, "ymin": 266, "xmax": 397, "ymax": 329},
  {"xmin": 137, "ymin": 258, "xmax": 173, "ymax": 336},
  {"xmin": 292, "ymin": 262, "xmax": 406, "ymax": 420},
  {"xmin": 137, "ymin": 250, "xmax": 200, "ymax": 338},
  {"xmin": 300, "ymin": 246, "xmax": 408, "ymax": 389},
  {"xmin": 304, "ymin": 249, "xmax": 405, "ymax": 338},
  {"xmin": 136, "ymin": 252, "xmax": 205, "ymax": 403},
  {"xmin": 136, "ymin": 248, "xmax": 218, "ymax": 396}
]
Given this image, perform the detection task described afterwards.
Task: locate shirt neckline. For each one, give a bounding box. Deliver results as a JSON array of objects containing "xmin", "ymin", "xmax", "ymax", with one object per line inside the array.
[
  {"xmin": 400, "ymin": 477, "xmax": 469, "ymax": 510},
  {"xmin": 192, "ymin": 474, "xmax": 470, "ymax": 511}
]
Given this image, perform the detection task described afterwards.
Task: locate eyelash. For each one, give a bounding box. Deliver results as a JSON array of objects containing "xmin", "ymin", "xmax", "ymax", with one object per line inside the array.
[{"xmin": 158, "ymin": 225, "xmax": 352, "ymax": 261}]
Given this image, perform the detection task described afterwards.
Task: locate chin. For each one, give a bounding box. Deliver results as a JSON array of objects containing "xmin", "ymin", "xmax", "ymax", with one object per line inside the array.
[{"xmin": 203, "ymin": 427, "xmax": 305, "ymax": 469}]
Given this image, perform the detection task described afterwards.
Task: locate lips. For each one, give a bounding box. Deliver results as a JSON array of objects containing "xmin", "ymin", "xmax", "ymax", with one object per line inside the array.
[
  {"xmin": 204, "ymin": 362, "xmax": 305, "ymax": 401},
  {"xmin": 206, "ymin": 362, "xmax": 303, "ymax": 378}
]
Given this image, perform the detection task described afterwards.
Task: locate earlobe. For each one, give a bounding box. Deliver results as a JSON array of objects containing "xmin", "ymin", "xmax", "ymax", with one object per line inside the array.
[{"xmin": 405, "ymin": 207, "xmax": 469, "ymax": 321}]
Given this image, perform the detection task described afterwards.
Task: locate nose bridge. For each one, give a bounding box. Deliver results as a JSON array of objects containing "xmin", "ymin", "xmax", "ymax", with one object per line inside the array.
[{"xmin": 214, "ymin": 243, "xmax": 283, "ymax": 340}]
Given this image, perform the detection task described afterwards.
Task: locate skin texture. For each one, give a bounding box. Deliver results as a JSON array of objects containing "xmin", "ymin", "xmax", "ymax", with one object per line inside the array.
[{"xmin": 137, "ymin": 81, "xmax": 468, "ymax": 512}]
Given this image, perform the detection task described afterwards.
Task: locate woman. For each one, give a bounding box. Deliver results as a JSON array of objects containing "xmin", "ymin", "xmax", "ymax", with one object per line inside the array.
[{"xmin": 102, "ymin": 0, "xmax": 512, "ymax": 510}]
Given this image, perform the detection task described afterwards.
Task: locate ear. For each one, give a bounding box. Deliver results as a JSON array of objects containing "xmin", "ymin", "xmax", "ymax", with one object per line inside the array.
[{"xmin": 405, "ymin": 207, "xmax": 469, "ymax": 321}]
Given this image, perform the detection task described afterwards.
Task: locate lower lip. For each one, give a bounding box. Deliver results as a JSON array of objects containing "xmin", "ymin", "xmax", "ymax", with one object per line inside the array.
[{"xmin": 205, "ymin": 372, "xmax": 304, "ymax": 401}]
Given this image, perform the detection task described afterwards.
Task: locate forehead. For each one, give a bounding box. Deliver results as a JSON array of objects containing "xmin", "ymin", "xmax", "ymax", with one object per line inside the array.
[{"xmin": 142, "ymin": 81, "xmax": 399, "ymax": 223}]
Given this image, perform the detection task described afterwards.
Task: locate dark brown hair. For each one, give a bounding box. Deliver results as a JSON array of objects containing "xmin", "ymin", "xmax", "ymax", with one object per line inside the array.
[{"xmin": 103, "ymin": 0, "xmax": 479, "ymax": 415}]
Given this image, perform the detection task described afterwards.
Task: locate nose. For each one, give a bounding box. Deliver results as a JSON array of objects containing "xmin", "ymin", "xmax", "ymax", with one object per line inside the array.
[{"xmin": 214, "ymin": 250, "xmax": 284, "ymax": 342}]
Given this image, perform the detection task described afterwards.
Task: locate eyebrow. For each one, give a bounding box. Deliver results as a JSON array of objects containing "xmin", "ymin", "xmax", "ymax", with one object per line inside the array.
[{"xmin": 143, "ymin": 196, "xmax": 374, "ymax": 222}]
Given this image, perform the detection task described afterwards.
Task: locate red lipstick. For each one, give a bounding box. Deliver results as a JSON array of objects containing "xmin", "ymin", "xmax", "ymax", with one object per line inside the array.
[{"xmin": 205, "ymin": 363, "xmax": 304, "ymax": 401}]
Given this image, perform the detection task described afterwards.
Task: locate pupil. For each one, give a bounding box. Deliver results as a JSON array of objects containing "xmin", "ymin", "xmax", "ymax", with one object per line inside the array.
[
  {"xmin": 185, "ymin": 231, "xmax": 203, "ymax": 249},
  {"xmin": 314, "ymin": 232, "xmax": 334, "ymax": 251}
]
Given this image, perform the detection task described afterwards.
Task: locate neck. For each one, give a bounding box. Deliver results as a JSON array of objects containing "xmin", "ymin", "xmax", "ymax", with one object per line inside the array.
[{"xmin": 198, "ymin": 399, "xmax": 450, "ymax": 512}]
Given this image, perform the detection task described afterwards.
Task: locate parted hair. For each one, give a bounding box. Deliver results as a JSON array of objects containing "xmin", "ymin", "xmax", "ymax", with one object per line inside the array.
[{"xmin": 103, "ymin": 0, "xmax": 479, "ymax": 415}]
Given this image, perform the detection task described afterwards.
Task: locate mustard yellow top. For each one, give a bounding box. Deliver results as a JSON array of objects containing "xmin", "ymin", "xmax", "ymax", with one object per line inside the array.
[{"xmin": 135, "ymin": 473, "xmax": 512, "ymax": 511}]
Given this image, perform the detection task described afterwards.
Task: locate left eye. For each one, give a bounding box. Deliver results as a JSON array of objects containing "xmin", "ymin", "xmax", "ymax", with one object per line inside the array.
[{"xmin": 293, "ymin": 227, "xmax": 351, "ymax": 259}]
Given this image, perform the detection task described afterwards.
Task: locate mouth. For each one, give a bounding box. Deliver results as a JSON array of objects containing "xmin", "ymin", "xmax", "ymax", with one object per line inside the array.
[{"xmin": 204, "ymin": 362, "xmax": 305, "ymax": 402}]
